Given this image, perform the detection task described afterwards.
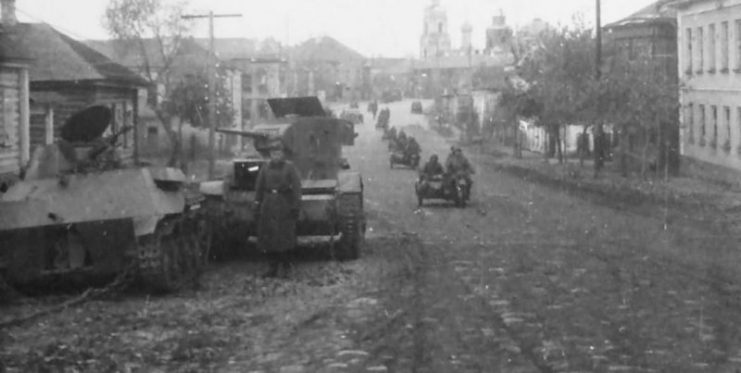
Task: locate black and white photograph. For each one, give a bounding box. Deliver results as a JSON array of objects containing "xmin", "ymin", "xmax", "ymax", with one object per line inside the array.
[{"xmin": 1, "ymin": 0, "xmax": 741, "ymax": 371}]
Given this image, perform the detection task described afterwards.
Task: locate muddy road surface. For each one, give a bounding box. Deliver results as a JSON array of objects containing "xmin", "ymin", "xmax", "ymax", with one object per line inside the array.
[{"xmin": 4, "ymin": 100, "xmax": 741, "ymax": 372}]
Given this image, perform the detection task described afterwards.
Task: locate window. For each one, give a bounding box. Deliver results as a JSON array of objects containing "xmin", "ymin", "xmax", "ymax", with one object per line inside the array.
[
  {"xmin": 724, "ymin": 106, "xmax": 732, "ymax": 151},
  {"xmin": 736, "ymin": 20, "xmax": 741, "ymax": 70},
  {"xmin": 0, "ymin": 83, "xmax": 10, "ymax": 151},
  {"xmin": 688, "ymin": 103, "xmax": 695, "ymax": 143},
  {"xmin": 711, "ymin": 105, "xmax": 718, "ymax": 148},
  {"xmin": 708, "ymin": 23, "xmax": 716, "ymax": 73},
  {"xmin": 722, "ymin": 21, "xmax": 730, "ymax": 72},
  {"xmin": 686, "ymin": 28, "xmax": 693, "ymax": 74},
  {"xmin": 697, "ymin": 26, "xmax": 704, "ymax": 73},
  {"xmin": 699, "ymin": 104, "xmax": 706, "ymax": 146}
]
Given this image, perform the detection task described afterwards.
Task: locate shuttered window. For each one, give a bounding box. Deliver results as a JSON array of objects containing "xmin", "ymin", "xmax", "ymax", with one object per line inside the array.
[{"xmin": 0, "ymin": 68, "xmax": 19, "ymax": 153}]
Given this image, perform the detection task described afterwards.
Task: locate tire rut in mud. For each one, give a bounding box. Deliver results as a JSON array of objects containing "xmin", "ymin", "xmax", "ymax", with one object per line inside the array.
[{"xmin": 360, "ymin": 233, "xmax": 541, "ymax": 372}]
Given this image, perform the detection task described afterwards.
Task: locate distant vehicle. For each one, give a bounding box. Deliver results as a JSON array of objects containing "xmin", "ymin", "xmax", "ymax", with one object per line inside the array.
[
  {"xmin": 411, "ymin": 101, "xmax": 423, "ymax": 114},
  {"xmin": 341, "ymin": 108, "xmax": 364, "ymax": 124},
  {"xmin": 376, "ymin": 107, "xmax": 390, "ymax": 130},
  {"xmin": 390, "ymin": 150, "xmax": 420, "ymax": 169},
  {"xmin": 381, "ymin": 89, "xmax": 402, "ymax": 103}
]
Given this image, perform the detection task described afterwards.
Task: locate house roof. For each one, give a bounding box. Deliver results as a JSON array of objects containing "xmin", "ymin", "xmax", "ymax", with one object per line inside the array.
[
  {"xmin": 85, "ymin": 37, "xmax": 210, "ymax": 73},
  {"xmin": 604, "ymin": 0, "xmax": 676, "ymax": 29},
  {"xmin": 290, "ymin": 36, "xmax": 364, "ymax": 63},
  {"xmin": 15, "ymin": 23, "xmax": 147, "ymax": 86}
]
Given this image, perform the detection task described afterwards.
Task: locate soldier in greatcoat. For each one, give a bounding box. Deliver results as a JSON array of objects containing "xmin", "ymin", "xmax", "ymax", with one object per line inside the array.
[{"xmin": 254, "ymin": 140, "xmax": 302, "ymax": 278}]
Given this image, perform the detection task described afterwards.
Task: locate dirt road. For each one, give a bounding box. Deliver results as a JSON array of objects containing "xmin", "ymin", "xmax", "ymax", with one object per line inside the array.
[{"xmin": 4, "ymin": 100, "xmax": 741, "ymax": 372}]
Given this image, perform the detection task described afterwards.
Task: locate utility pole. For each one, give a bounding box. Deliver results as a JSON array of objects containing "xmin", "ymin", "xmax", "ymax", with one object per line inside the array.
[
  {"xmin": 594, "ymin": 0, "xmax": 604, "ymax": 176},
  {"xmin": 182, "ymin": 11, "xmax": 241, "ymax": 179},
  {"xmin": 595, "ymin": 0, "xmax": 602, "ymax": 79}
]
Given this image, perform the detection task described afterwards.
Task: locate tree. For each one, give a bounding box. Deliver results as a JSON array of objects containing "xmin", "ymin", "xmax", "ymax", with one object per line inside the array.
[
  {"xmin": 599, "ymin": 55, "xmax": 679, "ymax": 178},
  {"xmin": 103, "ymin": 0, "xmax": 193, "ymax": 166},
  {"xmin": 168, "ymin": 68, "xmax": 234, "ymax": 130}
]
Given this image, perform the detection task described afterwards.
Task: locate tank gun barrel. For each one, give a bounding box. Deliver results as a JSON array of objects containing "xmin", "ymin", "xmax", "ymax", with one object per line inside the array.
[{"xmin": 215, "ymin": 128, "xmax": 271, "ymax": 140}]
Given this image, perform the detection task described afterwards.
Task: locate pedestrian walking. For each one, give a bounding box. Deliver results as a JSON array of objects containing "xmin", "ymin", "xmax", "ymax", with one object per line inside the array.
[{"xmin": 254, "ymin": 139, "xmax": 302, "ymax": 278}]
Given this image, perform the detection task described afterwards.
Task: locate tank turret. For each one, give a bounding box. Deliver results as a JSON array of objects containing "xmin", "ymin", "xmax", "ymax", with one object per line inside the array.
[
  {"xmin": 216, "ymin": 96, "xmax": 357, "ymax": 180},
  {"xmin": 24, "ymin": 105, "xmax": 133, "ymax": 181}
]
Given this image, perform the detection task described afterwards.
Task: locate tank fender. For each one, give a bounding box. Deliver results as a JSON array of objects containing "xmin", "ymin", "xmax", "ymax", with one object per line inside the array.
[
  {"xmin": 149, "ymin": 167, "xmax": 186, "ymax": 183},
  {"xmin": 338, "ymin": 171, "xmax": 363, "ymax": 193}
]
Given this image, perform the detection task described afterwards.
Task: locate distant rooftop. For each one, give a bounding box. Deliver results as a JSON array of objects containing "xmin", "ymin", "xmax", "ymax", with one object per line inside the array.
[
  {"xmin": 604, "ymin": 0, "xmax": 676, "ymax": 29},
  {"xmin": 290, "ymin": 36, "xmax": 365, "ymax": 63},
  {"xmin": 16, "ymin": 23, "xmax": 146, "ymax": 86}
]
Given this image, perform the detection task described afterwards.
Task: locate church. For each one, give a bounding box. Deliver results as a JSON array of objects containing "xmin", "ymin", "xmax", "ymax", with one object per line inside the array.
[{"xmin": 412, "ymin": 0, "xmax": 514, "ymax": 97}]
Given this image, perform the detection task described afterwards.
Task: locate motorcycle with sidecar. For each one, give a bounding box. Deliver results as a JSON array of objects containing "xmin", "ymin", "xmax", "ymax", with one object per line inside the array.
[
  {"xmin": 390, "ymin": 150, "xmax": 420, "ymax": 169},
  {"xmin": 414, "ymin": 172, "xmax": 471, "ymax": 207}
]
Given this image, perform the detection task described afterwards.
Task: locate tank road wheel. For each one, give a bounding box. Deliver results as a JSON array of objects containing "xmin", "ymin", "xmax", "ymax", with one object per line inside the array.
[
  {"xmin": 335, "ymin": 193, "xmax": 365, "ymax": 261},
  {"xmin": 137, "ymin": 218, "xmax": 191, "ymax": 293}
]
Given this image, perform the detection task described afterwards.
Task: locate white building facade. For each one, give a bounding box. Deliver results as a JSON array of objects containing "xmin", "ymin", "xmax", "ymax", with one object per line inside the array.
[{"xmin": 676, "ymin": 0, "xmax": 741, "ymax": 172}]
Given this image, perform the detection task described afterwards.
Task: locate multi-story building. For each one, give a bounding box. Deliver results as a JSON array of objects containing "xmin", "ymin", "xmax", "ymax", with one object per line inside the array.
[
  {"xmin": 605, "ymin": 0, "xmax": 679, "ymax": 174},
  {"xmin": 675, "ymin": 0, "xmax": 741, "ymax": 176},
  {"xmin": 288, "ymin": 36, "xmax": 365, "ymax": 102}
]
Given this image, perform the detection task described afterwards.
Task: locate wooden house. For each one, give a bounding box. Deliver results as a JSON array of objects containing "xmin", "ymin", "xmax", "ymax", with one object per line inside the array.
[{"xmin": 0, "ymin": 11, "xmax": 31, "ymax": 189}]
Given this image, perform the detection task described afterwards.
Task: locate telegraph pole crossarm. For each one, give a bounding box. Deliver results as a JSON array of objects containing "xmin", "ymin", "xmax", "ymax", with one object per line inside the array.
[{"xmin": 181, "ymin": 11, "xmax": 242, "ymax": 180}]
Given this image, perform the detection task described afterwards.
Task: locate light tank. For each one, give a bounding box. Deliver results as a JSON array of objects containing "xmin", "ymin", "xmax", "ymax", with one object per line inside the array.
[
  {"xmin": 0, "ymin": 105, "xmax": 209, "ymax": 294},
  {"xmin": 201, "ymin": 96, "xmax": 365, "ymax": 259}
]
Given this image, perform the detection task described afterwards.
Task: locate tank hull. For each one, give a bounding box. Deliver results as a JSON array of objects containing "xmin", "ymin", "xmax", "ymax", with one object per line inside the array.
[
  {"xmin": 202, "ymin": 171, "xmax": 364, "ymax": 256},
  {"xmin": 0, "ymin": 167, "xmax": 208, "ymax": 291}
]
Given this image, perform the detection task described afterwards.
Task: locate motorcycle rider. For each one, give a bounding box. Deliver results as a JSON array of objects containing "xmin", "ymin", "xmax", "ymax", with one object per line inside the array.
[
  {"xmin": 419, "ymin": 154, "xmax": 444, "ymax": 181},
  {"xmin": 387, "ymin": 127, "xmax": 397, "ymax": 142},
  {"xmin": 405, "ymin": 137, "xmax": 421, "ymax": 163},
  {"xmin": 397, "ymin": 130, "xmax": 408, "ymax": 149},
  {"xmin": 417, "ymin": 154, "xmax": 444, "ymax": 195},
  {"xmin": 445, "ymin": 146, "xmax": 474, "ymax": 190}
]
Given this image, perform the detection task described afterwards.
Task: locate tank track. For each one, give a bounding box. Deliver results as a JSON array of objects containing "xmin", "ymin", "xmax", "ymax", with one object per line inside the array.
[
  {"xmin": 335, "ymin": 192, "xmax": 365, "ymax": 260},
  {"xmin": 136, "ymin": 208, "xmax": 210, "ymax": 293}
]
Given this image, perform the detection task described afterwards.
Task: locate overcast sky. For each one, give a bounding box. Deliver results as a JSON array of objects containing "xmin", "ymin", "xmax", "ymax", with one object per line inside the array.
[{"xmin": 15, "ymin": 0, "xmax": 657, "ymax": 57}]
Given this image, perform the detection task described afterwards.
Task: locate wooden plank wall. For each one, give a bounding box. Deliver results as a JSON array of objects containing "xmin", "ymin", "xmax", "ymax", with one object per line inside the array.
[{"xmin": 0, "ymin": 67, "xmax": 21, "ymax": 177}]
